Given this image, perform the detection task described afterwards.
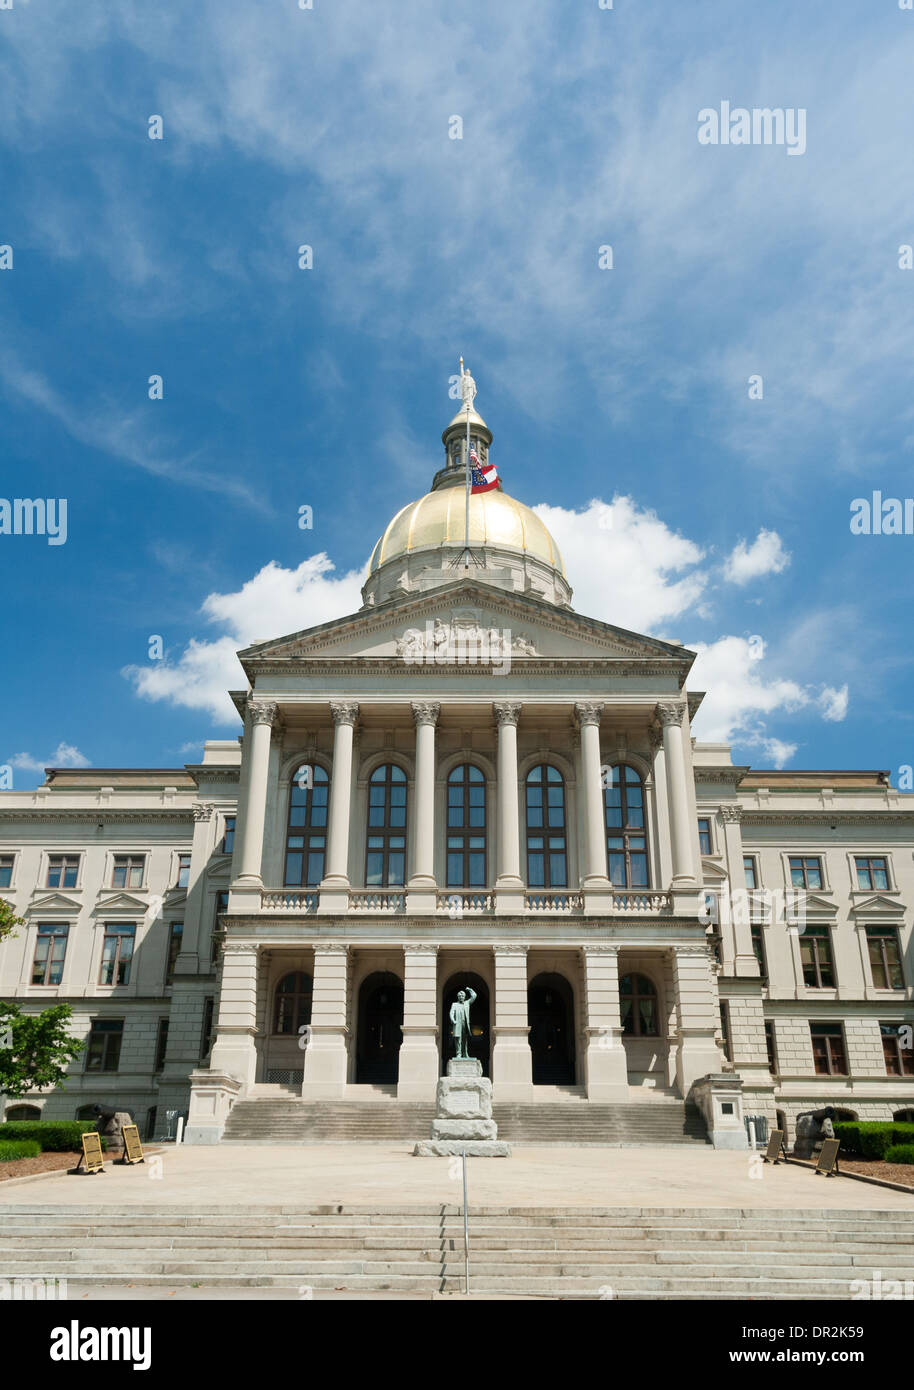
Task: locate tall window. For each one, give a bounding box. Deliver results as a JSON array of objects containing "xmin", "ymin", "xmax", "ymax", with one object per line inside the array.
[
  {"xmin": 100, "ymin": 923, "xmax": 135, "ymax": 985},
  {"xmin": 85, "ymin": 1020, "xmax": 123, "ymax": 1072},
  {"xmin": 273, "ymin": 972, "xmax": 313, "ymax": 1034},
  {"xmin": 619, "ymin": 973, "xmax": 658, "ymax": 1036},
  {"xmin": 810, "ymin": 1022, "xmax": 847, "ymax": 1075},
  {"xmin": 881, "ymin": 1024, "xmax": 914, "ymax": 1077},
  {"xmin": 526, "ymin": 765, "xmax": 566, "ymax": 888},
  {"xmin": 719, "ymin": 1001, "xmax": 732, "ymax": 1061},
  {"xmin": 800, "ymin": 926, "xmax": 835, "ymax": 988},
  {"xmin": 211, "ymin": 892, "xmax": 228, "ymax": 964},
  {"xmin": 366, "ymin": 764, "xmax": 407, "ymax": 886},
  {"xmin": 697, "ymin": 817, "xmax": 712, "ymax": 855},
  {"xmin": 604, "ymin": 765, "xmax": 648, "ymax": 888},
  {"xmin": 744, "ymin": 855, "xmax": 758, "ymax": 890},
  {"xmin": 176, "ymin": 853, "xmax": 191, "ymax": 888},
  {"xmin": 111, "ymin": 855, "xmax": 145, "ymax": 889},
  {"xmin": 154, "ymin": 1018, "xmax": 169, "ymax": 1072},
  {"xmin": 789, "ymin": 855, "xmax": 822, "ymax": 890},
  {"xmin": 200, "ymin": 997, "xmax": 215, "ymax": 1058},
  {"xmin": 447, "ymin": 764, "xmax": 486, "ymax": 888},
  {"xmin": 32, "ymin": 922, "xmax": 69, "ymax": 985},
  {"xmin": 867, "ymin": 928, "xmax": 904, "ymax": 989},
  {"xmin": 751, "ymin": 924, "xmax": 767, "ymax": 979},
  {"xmin": 222, "ymin": 816, "xmax": 236, "ymax": 854},
  {"xmin": 46, "ymin": 854, "xmax": 79, "ymax": 888},
  {"xmin": 0, "ymin": 854, "xmax": 13, "ymax": 888},
  {"xmin": 855, "ymin": 855, "xmax": 889, "ymax": 890},
  {"xmin": 166, "ymin": 922, "xmax": 183, "ymax": 983},
  {"xmin": 764, "ymin": 1020, "xmax": 778, "ymax": 1073},
  {"xmin": 284, "ymin": 764, "xmax": 330, "ymax": 887}
]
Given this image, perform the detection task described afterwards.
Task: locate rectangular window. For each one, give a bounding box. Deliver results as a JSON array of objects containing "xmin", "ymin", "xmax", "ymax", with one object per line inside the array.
[
  {"xmin": 867, "ymin": 928, "xmax": 904, "ymax": 989},
  {"xmin": 99, "ymin": 923, "xmax": 136, "ymax": 986},
  {"xmin": 789, "ymin": 855, "xmax": 823, "ymax": 890},
  {"xmin": 719, "ymin": 1001, "xmax": 732, "ymax": 1062},
  {"xmin": 698, "ymin": 818, "xmax": 712, "ymax": 855},
  {"xmin": 111, "ymin": 855, "xmax": 145, "ymax": 889},
  {"xmin": 764, "ymin": 1020, "xmax": 778, "ymax": 1073},
  {"xmin": 85, "ymin": 1019, "xmax": 124, "ymax": 1073},
  {"xmin": 881, "ymin": 1023, "xmax": 914, "ymax": 1077},
  {"xmin": 176, "ymin": 853, "xmax": 191, "ymax": 888},
  {"xmin": 810, "ymin": 1022, "xmax": 847, "ymax": 1076},
  {"xmin": 154, "ymin": 1018, "xmax": 169, "ymax": 1072},
  {"xmin": 0, "ymin": 854, "xmax": 13, "ymax": 888},
  {"xmin": 800, "ymin": 926, "xmax": 835, "ymax": 988},
  {"xmin": 166, "ymin": 922, "xmax": 183, "ymax": 984},
  {"xmin": 200, "ymin": 997, "xmax": 215, "ymax": 1058},
  {"xmin": 222, "ymin": 816, "xmax": 236, "ymax": 854},
  {"xmin": 751, "ymin": 925, "xmax": 767, "ymax": 980},
  {"xmin": 46, "ymin": 854, "xmax": 79, "ymax": 889},
  {"xmin": 743, "ymin": 855, "xmax": 758, "ymax": 890},
  {"xmin": 855, "ymin": 855, "xmax": 889, "ymax": 890},
  {"xmin": 31, "ymin": 922, "xmax": 69, "ymax": 985},
  {"xmin": 211, "ymin": 892, "xmax": 228, "ymax": 963}
]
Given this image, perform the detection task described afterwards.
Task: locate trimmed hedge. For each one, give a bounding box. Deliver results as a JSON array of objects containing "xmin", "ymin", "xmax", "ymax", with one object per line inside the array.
[
  {"xmin": 884, "ymin": 1144, "xmax": 914, "ymax": 1165},
  {"xmin": 834, "ymin": 1122, "xmax": 914, "ymax": 1159},
  {"xmin": 0, "ymin": 1121, "xmax": 106, "ymax": 1153},
  {"xmin": 0, "ymin": 1140, "xmax": 41, "ymax": 1161}
]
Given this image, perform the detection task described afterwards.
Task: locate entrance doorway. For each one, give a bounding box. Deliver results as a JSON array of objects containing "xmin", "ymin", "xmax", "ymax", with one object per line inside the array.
[
  {"xmin": 441, "ymin": 972, "xmax": 490, "ymax": 1077},
  {"xmin": 528, "ymin": 972, "xmax": 575, "ymax": 1084},
  {"xmin": 355, "ymin": 971, "xmax": 403, "ymax": 1083}
]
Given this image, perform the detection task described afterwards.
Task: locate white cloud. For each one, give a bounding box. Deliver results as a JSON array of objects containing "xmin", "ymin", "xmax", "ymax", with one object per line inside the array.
[
  {"xmin": 124, "ymin": 554, "xmax": 366, "ymax": 723},
  {"xmin": 818, "ymin": 684, "xmax": 849, "ymax": 722},
  {"xmin": 723, "ymin": 529, "xmax": 791, "ymax": 586},
  {"xmin": 7, "ymin": 742, "xmax": 91, "ymax": 772}
]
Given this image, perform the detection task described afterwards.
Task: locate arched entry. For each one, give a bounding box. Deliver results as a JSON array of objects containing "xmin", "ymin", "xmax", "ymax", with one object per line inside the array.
[
  {"xmin": 528, "ymin": 973, "xmax": 575, "ymax": 1084},
  {"xmin": 355, "ymin": 972, "xmax": 403, "ymax": 1084},
  {"xmin": 441, "ymin": 973, "xmax": 490, "ymax": 1077}
]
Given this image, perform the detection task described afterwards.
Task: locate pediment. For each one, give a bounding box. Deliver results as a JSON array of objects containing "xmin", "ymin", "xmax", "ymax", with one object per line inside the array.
[
  {"xmin": 91, "ymin": 891, "xmax": 150, "ymax": 915},
  {"xmin": 237, "ymin": 581, "xmax": 693, "ymax": 668},
  {"xmin": 849, "ymin": 894, "xmax": 906, "ymax": 918},
  {"xmin": 27, "ymin": 891, "xmax": 83, "ymax": 914},
  {"xmin": 700, "ymin": 859, "xmax": 731, "ymax": 883},
  {"xmin": 797, "ymin": 892, "xmax": 839, "ymax": 917}
]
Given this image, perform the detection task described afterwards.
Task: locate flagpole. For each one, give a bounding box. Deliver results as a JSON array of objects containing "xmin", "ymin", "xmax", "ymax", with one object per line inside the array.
[{"xmin": 464, "ymin": 391, "xmax": 471, "ymax": 570}]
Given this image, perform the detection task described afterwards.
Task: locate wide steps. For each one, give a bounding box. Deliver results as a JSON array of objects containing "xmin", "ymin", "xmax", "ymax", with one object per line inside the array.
[{"xmin": 223, "ymin": 1101, "xmax": 436, "ymax": 1142}]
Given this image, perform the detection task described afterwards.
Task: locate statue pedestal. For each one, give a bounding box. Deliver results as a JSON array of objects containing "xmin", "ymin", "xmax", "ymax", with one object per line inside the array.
[{"xmin": 413, "ymin": 1066, "xmax": 511, "ymax": 1158}]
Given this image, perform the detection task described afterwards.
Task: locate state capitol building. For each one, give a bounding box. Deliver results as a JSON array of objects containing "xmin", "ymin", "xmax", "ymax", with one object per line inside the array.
[{"xmin": 1, "ymin": 382, "xmax": 912, "ymax": 1147}]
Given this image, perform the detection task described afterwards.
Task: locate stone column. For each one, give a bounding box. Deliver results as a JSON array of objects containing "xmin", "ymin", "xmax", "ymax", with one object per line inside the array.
[
  {"xmin": 493, "ymin": 702, "xmax": 524, "ymax": 913},
  {"xmin": 671, "ymin": 943, "xmax": 723, "ymax": 1097},
  {"xmin": 718, "ymin": 805, "xmax": 759, "ymax": 978},
  {"xmin": 233, "ymin": 700, "xmax": 278, "ymax": 889},
  {"xmin": 576, "ymin": 702, "xmax": 611, "ymax": 910},
  {"xmin": 319, "ymin": 701, "xmax": 359, "ymax": 912},
  {"xmin": 397, "ymin": 944, "xmax": 440, "ymax": 1100},
  {"xmin": 207, "ymin": 941, "xmax": 260, "ymax": 1090},
  {"xmin": 491, "ymin": 944, "xmax": 532, "ymax": 1099},
  {"xmin": 581, "ymin": 944, "xmax": 630, "ymax": 1102},
  {"xmin": 657, "ymin": 702, "xmax": 697, "ymax": 886},
  {"xmin": 408, "ymin": 702, "xmax": 439, "ymax": 912},
  {"xmin": 302, "ymin": 943, "xmax": 350, "ymax": 1098}
]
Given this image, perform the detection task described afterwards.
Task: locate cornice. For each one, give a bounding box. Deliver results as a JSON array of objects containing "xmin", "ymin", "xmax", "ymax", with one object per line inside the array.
[
  {"xmin": 740, "ymin": 811, "xmax": 914, "ymax": 827},
  {"xmin": 240, "ymin": 658, "xmax": 689, "ymax": 680},
  {"xmin": 0, "ymin": 809, "xmax": 196, "ymax": 824}
]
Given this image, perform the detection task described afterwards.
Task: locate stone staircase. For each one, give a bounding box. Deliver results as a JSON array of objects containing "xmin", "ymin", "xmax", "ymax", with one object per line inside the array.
[
  {"xmin": 2, "ymin": 1204, "xmax": 912, "ymax": 1298},
  {"xmin": 222, "ymin": 1097, "xmax": 707, "ymax": 1145}
]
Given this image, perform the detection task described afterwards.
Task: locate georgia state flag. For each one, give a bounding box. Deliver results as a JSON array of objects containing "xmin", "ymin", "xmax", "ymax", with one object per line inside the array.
[{"xmin": 470, "ymin": 448, "xmax": 499, "ymax": 493}]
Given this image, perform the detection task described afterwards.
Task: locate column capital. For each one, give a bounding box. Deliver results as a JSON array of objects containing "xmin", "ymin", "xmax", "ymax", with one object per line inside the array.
[
  {"xmin": 493, "ymin": 701, "xmax": 522, "ymax": 727},
  {"xmin": 493, "ymin": 942, "xmax": 528, "ymax": 955},
  {"xmin": 313, "ymin": 940, "xmax": 349, "ymax": 956},
  {"xmin": 719, "ymin": 804, "xmax": 743, "ymax": 823},
  {"xmin": 574, "ymin": 701, "xmax": 604, "ymax": 728},
  {"xmin": 411, "ymin": 701, "xmax": 441, "ymax": 727},
  {"xmin": 648, "ymin": 725, "xmax": 664, "ymax": 750},
  {"xmin": 581, "ymin": 943, "xmax": 621, "ymax": 955},
  {"xmin": 329, "ymin": 701, "xmax": 360, "ymax": 728},
  {"xmin": 656, "ymin": 701, "xmax": 685, "ymax": 728},
  {"xmin": 192, "ymin": 802, "xmax": 215, "ymax": 822},
  {"xmin": 671, "ymin": 942, "xmax": 715, "ymax": 959},
  {"xmin": 221, "ymin": 940, "xmax": 260, "ymax": 956},
  {"xmin": 404, "ymin": 942, "xmax": 438, "ymax": 955},
  {"xmin": 247, "ymin": 698, "xmax": 279, "ymax": 727}
]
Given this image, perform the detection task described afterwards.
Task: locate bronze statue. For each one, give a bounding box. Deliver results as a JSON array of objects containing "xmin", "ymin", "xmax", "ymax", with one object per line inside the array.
[{"xmin": 450, "ymin": 987, "xmax": 477, "ymax": 1060}]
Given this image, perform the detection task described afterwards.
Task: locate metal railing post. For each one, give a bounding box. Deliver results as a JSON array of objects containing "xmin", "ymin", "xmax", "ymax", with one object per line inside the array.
[{"xmin": 462, "ymin": 1149, "xmax": 470, "ymax": 1295}]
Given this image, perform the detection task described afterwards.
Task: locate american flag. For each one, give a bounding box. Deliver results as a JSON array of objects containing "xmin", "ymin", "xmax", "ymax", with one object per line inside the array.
[{"xmin": 469, "ymin": 447, "xmax": 499, "ymax": 493}]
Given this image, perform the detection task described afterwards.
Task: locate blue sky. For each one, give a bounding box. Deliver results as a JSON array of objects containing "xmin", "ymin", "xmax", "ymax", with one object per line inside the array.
[{"xmin": 1, "ymin": 0, "xmax": 913, "ymax": 786}]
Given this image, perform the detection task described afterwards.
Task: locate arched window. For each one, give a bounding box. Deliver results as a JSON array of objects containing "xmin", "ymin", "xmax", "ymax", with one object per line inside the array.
[
  {"xmin": 5, "ymin": 1104, "xmax": 40, "ymax": 1121},
  {"xmin": 604, "ymin": 764, "xmax": 649, "ymax": 888},
  {"xmin": 620, "ymin": 973, "xmax": 658, "ymax": 1036},
  {"xmin": 284, "ymin": 764, "xmax": 329, "ymax": 886},
  {"xmin": 893, "ymin": 1109, "xmax": 914, "ymax": 1124},
  {"xmin": 273, "ymin": 971, "xmax": 313, "ymax": 1035},
  {"xmin": 366, "ymin": 764, "xmax": 407, "ymax": 886},
  {"xmin": 447, "ymin": 765, "xmax": 486, "ymax": 887},
  {"xmin": 526, "ymin": 765, "xmax": 567, "ymax": 888}
]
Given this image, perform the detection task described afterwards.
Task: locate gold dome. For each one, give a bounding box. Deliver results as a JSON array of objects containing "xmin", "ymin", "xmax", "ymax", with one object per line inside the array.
[{"xmin": 368, "ymin": 486, "xmax": 565, "ymax": 577}]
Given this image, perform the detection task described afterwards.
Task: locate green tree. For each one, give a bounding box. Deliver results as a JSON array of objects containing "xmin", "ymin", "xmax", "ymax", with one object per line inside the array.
[
  {"xmin": 0, "ymin": 896, "xmax": 24, "ymax": 946},
  {"xmin": 0, "ymin": 1002, "xmax": 84, "ymax": 1099}
]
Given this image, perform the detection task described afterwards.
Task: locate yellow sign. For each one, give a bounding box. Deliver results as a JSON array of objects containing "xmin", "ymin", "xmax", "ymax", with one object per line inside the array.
[
  {"xmin": 815, "ymin": 1137, "xmax": 841, "ymax": 1176},
  {"xmin": 121, "ymin": 1124, "xmax": 144, "ymax": 1165},
  {"xmin": 80, "ymin": 1131, "xmax": 104, "ymax": 1173},
  {"xmin": 763, "ymin": 1129, "xmax": 785, "ymax": 1164}
]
